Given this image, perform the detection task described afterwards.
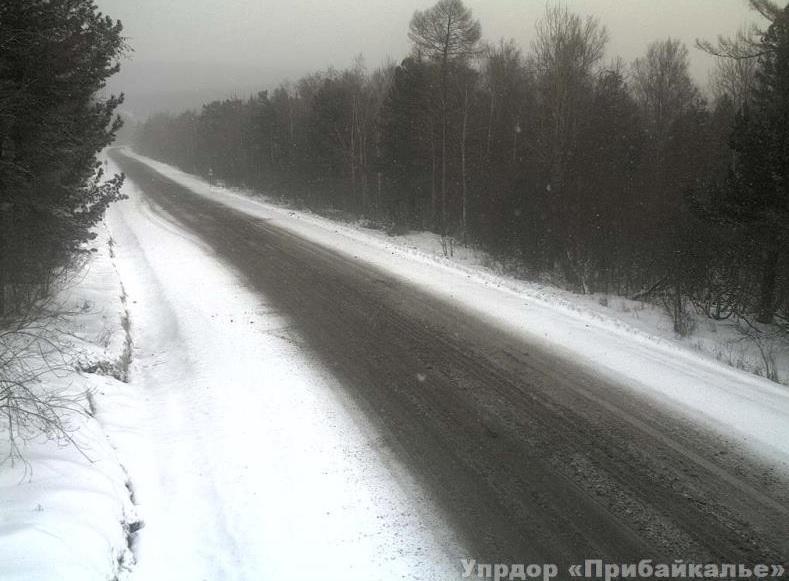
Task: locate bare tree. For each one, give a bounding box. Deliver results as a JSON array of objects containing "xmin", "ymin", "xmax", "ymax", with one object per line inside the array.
[
  {"xmin": 409, "ymin": 0, "xmax": 481, "ymax": 234},
  {"xmin": 532, "ymin": 4, "xmax": 607, "ymax": 194},
  {"xmin": 709, "ymin": 40, "xmax": 759, "ymax": 109},
  {"xmin": 455, "ymin": 64, "xmax": 478, "ymax": 238},
  {"xmin": 631, "ymin": 39, "xmax": 705, "ymax": 333},
  {"xmin": 482, "ymin": 39, "xmax": 527, "ymax": 163},
  {"xmin": 631, "ymin": 39, "xmax": 698, "ymax": 139},
  {"xmin": 1, "ymin": 280, "xmax": 92, "ymax": 464},
  {"xmin": 367, "ymin": 62, "xmax": 396, "ymax": 216},
  {"xmin": 631, "ymin": 38, "xmax": 700, "ymax": 210}
]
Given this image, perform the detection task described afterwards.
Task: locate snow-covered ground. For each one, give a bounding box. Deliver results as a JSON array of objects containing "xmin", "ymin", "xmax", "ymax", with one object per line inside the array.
[
  {"xmin": 0, "ymin": 226, "xmax": 137, "ymax": 581},
  {"xmin": 121, "ymin": 149, "xmax": 789, "ymax": 472}
]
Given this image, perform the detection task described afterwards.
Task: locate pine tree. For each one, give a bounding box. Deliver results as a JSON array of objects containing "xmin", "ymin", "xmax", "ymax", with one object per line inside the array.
[
  {"xmin": 723, "ymin": 5, "xmax": 789, "ymax": 323},
  {"xmin": 0, "ymin": 0, "xmax": 125, "ymax": 314},
  {"xmin": 378, "ymin": 57, "xmax": 434, "ymax": 227}
]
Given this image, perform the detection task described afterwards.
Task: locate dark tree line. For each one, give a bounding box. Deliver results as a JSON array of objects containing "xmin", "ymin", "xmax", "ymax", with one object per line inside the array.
[
  {"xmin": 0, "ymin": 0, "xmax": 126, "ymax": 315},
  {"xmin": 135, "ymin": 0, "xmax": 789, "ymax": 332}
]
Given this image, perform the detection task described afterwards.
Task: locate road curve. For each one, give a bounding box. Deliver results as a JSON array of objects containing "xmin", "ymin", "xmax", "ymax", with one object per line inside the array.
[{"xmin": 110, "ymin": 149, "xmax": 789, "ymax": 570}]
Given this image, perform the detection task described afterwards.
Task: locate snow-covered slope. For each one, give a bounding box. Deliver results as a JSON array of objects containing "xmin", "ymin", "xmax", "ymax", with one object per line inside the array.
[{"xmin": 0, "ymin": 226, "xmax": 137, "ymax": 581}]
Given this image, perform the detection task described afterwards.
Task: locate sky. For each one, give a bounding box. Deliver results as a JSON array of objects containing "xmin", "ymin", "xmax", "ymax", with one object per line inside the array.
[{"xmin": 95, "ymin": 0, "xmax": 766, "ymax": 118}]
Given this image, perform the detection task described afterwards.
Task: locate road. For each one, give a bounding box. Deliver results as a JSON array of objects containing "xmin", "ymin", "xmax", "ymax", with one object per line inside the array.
[{"xmin": 109, "ymin": 149, "xmax": 789, "ymax": 571}]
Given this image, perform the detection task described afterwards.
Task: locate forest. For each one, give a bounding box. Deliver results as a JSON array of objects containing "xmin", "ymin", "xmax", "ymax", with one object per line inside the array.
[{"xmin": 135, "ymin": 0, "xmax": 789, "ymax": 335}]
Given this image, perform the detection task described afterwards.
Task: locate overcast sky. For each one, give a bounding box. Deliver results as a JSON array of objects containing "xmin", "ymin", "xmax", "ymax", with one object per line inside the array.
[{"xmin": 96, "ymin": 0, "xmax": 765, "ymax": 118}]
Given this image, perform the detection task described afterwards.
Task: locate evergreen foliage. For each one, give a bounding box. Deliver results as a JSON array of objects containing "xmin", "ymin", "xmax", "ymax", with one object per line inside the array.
[{"xmin": 0, "ymin": 0, "xmax": 126, "ymax": 314}]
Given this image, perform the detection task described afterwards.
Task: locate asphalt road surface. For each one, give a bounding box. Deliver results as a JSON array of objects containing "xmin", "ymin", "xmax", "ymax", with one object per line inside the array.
[{"xmin": 110, "ymin": 150, "xmax": 789, "ymax": 571}]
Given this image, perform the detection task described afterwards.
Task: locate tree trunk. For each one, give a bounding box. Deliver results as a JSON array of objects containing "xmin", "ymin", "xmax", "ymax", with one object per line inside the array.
[
  {"xmin": 486, "ymin": 88, "xmax": 494, "ymax": 159},
  {"xmin": 376, "ymin": 171, "xmax": 382, "ymax": 218},
  {"xmin": 441, "ymin": 103, "xmax": 448, "ymax": 235},
  {"xmin": 359, "ymin": 128, "xmax": 368, "ymax": 214},
  {"xmin": 431, "ymin": 130, "xmax": 438, "ymax": 229},
  {"xmin": 756, "ymin": 246, "xmax": 779, "ymax": 324},
  {"xmin": 0, "ymin": 202, "xmax": 11, "ymax": 316},
  {"xmin": 441, "ymin": 46, "xmax": 449, "ymax": 236},
  {"xmin": 350, "ymin": 101, "xmax": 357, "ymax": 210},
  {"xmin": 461, "ymin": 86, "xmax": 469, "ymax": 238}
]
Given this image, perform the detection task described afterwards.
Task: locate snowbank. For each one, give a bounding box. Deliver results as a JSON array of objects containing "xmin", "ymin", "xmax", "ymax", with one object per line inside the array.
[{"xmin": 0, "ymin": 226, "xmax": 137, "ymax": 581}]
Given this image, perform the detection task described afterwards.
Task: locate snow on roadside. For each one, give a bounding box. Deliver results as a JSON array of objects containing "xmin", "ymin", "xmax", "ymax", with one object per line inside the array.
[
  {"xmin": 120, "ymin": 148, "xmax": 789, "ymax": 471},
  {"xmin": 99, "ymin": 155, "xmax": 465, "ymax": 580},
  {"xmin": 0, "ymin": 226, "xmax": 137, "ymax": 581}
]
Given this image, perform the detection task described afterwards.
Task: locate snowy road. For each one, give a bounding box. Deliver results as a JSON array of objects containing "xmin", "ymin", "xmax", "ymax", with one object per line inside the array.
[
  {"xmin": 100, "ymin": 156, "xmax": 463, "ymax": 580},
  {"xmin": 107, "ymin": 149, "xmax": 789, "ymax": 574}
]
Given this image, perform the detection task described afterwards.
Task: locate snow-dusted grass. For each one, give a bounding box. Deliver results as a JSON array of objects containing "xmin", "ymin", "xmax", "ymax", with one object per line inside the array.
[
  {"xmin": 0, "ymin": 227, "xmax": 137, "ymax": 581},
  {"xmin": 121, "ymin": 148, "xmax": 789, "ymax": 472}
]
